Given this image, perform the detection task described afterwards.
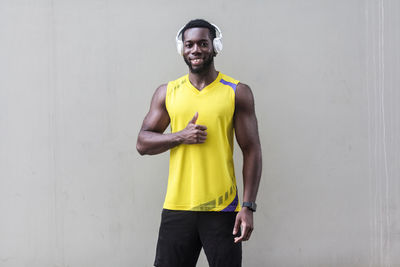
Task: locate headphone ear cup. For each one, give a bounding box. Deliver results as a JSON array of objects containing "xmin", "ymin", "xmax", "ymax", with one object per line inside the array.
[
  {"xmin": 213, "ymin": 37, "xmax": 223, "ymax": 54},
  {"xmin": 176, "ymin": 39, "xmax": 183, "ymax": 55}
]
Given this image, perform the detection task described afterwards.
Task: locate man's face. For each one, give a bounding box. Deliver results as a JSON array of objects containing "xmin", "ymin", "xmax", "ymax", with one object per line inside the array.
[{"xmin": 182, "ymin": 27, "xmax": 214, "ymax": 74}]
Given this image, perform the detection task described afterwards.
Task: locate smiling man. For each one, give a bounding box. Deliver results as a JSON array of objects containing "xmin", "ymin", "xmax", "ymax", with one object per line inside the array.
[{"xmin": 136, "ymin": 19, "xmax": 262, "ymax": 267}]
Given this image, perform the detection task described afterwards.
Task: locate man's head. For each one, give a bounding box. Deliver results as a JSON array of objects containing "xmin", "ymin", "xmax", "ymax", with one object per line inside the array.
[
  {"xmin": 178, "ymin": 19, "xmax": 221, "ymax": 74},
  {"xmin": 180, "ymin": 19, "xmax": 217, "ymax": 43}
]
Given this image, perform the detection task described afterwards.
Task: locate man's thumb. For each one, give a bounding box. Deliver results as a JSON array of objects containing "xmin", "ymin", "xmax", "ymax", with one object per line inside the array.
[{"xmin": 190, "ymin": 112, "xmax": 198, "ymax": 124}]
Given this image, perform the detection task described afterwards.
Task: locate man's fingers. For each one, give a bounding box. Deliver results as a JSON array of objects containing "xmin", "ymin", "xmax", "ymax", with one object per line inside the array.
[
  {"xmin": 243, "ymin": 227, "xmax": 253, "ymax": 241},
  {"xmin": 234, "ymin": 223, "xmax": 253, "ymax": 243},
  {"xmin": 189, "ymin": 112, "xmax": 198, "ymax": 124},
  {"xmin": 245, "ymin": 228, "xmax": 253, "ymax": 241},
  {"xmin": 195, "ymin": 124, "xmax": 207, "ymax": 131},
  {"xmin": 234, "ymin": 232, "xmax": 244, "ymax": 243},
  {"xmin": 241, "ymin": 224, "xmax": 250, "ymax": 241},
  {"xmin": 190, "ymin": 132, "xmax": 207, "ymax": 144},
  {"xmin": 197, "ymin": 130, "xmax": 207, "ymax": 136}
]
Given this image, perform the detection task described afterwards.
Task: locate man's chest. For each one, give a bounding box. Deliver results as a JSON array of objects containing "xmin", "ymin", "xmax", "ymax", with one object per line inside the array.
[{"xmin": 167, "ymin": 86, "xmax": 235, "ymax": 129}]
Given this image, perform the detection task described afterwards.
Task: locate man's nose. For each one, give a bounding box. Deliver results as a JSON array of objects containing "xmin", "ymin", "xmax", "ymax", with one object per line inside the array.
[{"xmin": 191, "ymin": 44, "xmax": 201, "ymax": 54}]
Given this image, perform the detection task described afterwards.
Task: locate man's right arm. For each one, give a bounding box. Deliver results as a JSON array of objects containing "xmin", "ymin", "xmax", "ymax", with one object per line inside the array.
[{"xmin": 136, "ymin": 84, "xmax": 207, "ymax": 155}]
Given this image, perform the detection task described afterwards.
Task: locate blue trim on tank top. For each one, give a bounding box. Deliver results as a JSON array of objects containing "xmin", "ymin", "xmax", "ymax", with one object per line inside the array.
[
  {"xmin": 221, "ymin": 191, "xmax": 239, "ymax": 212},
  {"xmin": 219, "ymin": 79, "xmax": 237, "ymax": 92}
]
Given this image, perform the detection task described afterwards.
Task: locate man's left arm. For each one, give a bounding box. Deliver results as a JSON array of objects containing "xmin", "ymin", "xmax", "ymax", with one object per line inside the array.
[{"xmin": 232, "ymin": 83, "xmax": 262, "ymax": 243}]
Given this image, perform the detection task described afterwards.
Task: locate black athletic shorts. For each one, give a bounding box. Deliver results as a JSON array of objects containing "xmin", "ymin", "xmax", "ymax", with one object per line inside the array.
[{"xmin": 154, "ymin": 209, "xmax": 242, "ymax": 267}]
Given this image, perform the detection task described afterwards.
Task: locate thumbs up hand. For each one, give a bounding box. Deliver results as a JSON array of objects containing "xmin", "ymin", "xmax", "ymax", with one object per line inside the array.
[{"xmin": 180, "ymin": 112, "xmax": 208, "ymax": 144}]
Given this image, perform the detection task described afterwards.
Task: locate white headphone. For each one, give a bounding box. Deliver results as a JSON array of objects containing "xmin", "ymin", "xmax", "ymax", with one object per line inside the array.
[{"xmin": 175, "ymin": 22, "xmax": 223, "ymax": 55}]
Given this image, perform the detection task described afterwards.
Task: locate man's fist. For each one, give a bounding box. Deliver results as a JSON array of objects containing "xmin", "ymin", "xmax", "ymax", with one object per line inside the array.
[{"xmin": 180, "ymin": 112, "xmax": 207, "ymax": 144}]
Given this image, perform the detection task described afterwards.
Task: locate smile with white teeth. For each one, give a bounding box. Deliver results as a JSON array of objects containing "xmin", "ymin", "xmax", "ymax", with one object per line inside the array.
[{"xmin": 191, "ymin": 58, "xmax": 203, "ymax": 65}]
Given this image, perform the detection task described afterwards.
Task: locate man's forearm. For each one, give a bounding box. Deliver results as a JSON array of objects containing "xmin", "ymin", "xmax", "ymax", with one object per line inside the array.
[
  {"xmin": 242, "ymin": 148, "xmax": 262, "ymax": 202},
  {"xmin": 136, "ymin": 130, "xmax": 183, "ymax": 155}
]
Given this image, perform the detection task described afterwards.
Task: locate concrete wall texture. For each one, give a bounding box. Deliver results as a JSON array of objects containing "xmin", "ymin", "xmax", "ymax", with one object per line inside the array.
[{"xmin": 0, "ymin": 0, "xmax": 399, "ymax": 266}]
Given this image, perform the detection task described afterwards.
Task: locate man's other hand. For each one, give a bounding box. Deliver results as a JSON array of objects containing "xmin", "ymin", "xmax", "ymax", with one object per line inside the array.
[{"xmin": 233, "ymin": 207, "xmax": 254, "ymax": 243}]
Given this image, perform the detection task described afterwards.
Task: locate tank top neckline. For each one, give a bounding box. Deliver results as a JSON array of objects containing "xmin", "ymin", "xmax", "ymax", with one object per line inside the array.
[{"xmin": 186, "ymin": 72, "xmax": 222, "ymax": 95}]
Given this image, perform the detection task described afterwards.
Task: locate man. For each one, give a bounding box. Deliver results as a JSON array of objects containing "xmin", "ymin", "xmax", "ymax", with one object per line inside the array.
[{"xmin": 136, "ymin": 19, "xmax": 262, "ymax": 267}]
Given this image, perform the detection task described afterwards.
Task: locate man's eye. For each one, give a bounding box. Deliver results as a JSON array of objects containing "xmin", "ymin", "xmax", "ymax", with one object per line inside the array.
[
  {"xmin": 185, "ymin": 43, "xmax": 192, "ymax": 48},
  {"xmin": 201, "ymin": 42, "xmax": 208, "ymax": 47}
]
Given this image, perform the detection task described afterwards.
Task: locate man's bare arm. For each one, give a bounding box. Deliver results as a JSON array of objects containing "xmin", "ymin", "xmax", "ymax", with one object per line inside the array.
[
  {"xmin": 234, "ymin": 83, "xmax": 262, "ymax": 202},
  {"xmin": 232, "ymin": 83, "xmax": 262, "ymax": 243},
  {"xmin": 136, "ymin": 84, "xmax": 208, "ymax": 155}
]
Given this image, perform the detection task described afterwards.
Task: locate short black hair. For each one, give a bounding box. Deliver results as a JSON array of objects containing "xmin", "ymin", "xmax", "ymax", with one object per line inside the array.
[{"xmin": 180, "ymin": 19, "xmax": 217, "ymax": 42}]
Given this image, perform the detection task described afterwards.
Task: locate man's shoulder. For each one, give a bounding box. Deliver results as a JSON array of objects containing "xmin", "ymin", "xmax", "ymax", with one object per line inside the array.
[
  {"xmin": 219, "ymin": 72, "xmax": 240, "ymax": 85},
  {"xmin": 168, "ymin": 74, "xmax": 188, "ymax": 85},
  {"xmin": 164, "ymin": 74, "xmax": 189, "ymax": 94}
]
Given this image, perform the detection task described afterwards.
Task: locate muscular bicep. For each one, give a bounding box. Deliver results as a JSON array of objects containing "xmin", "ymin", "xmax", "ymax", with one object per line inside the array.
[
  {"xmin": 140, "ymin": 84, "xmax": 170, "ymax": 133},
  {"xmin": 234, "ymin": 83, "xmax": 261, "ymax": 152}
]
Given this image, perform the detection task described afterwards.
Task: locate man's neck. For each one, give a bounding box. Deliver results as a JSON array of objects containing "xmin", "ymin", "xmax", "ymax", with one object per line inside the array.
[{"xmin": 188, "ymin": 66, "xmax": 218, "ymax": 91}]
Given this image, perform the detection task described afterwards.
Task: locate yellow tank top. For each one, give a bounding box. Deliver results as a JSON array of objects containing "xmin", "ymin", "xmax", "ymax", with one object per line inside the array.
[{"xmin": 164, "ymin": 72, "xmax": 241, "ymax": 212}]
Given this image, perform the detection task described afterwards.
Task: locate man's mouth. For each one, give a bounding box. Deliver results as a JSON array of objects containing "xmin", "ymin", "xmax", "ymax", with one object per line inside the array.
[{"xmin": 191, "ymin": 58, "xmax": 203, "ymax": 66}]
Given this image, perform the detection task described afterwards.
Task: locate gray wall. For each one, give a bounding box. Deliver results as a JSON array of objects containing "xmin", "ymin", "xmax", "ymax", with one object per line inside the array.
[{"xmin": 0, "ymin": 0, "xmax": 399, "ymax": 266}]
